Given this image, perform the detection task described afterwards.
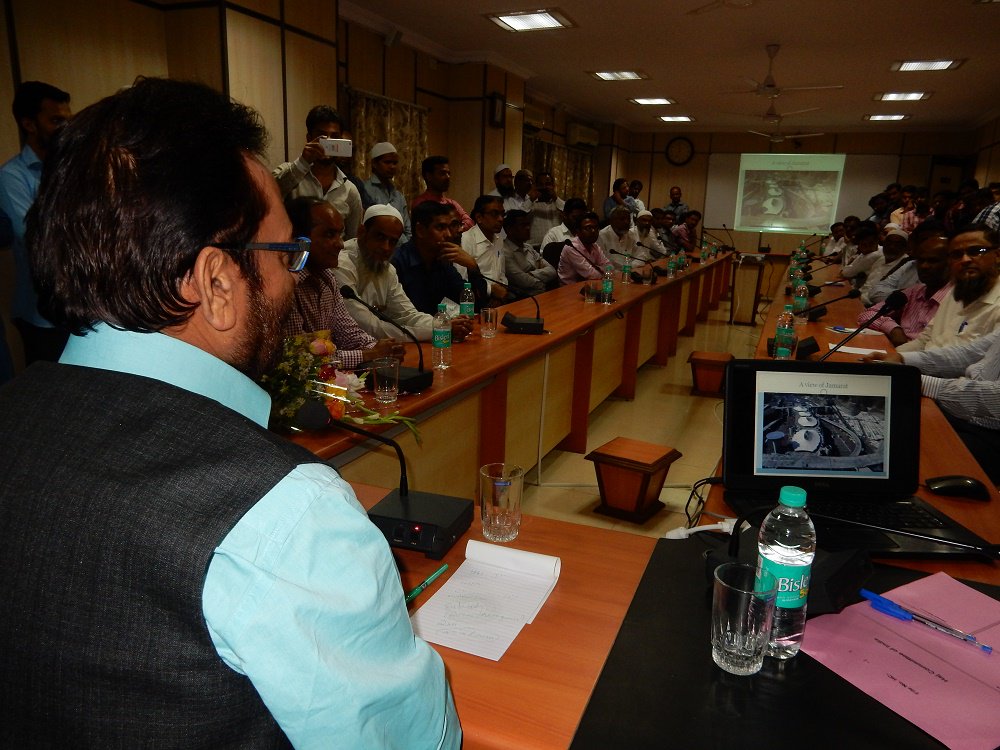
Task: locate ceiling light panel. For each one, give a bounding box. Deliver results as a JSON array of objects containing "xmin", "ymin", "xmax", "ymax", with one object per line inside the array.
[
  {"xmin": 631, "ymin": 98, "xmax": 675, "ymax": 105},
  {"xmin": 488, "ymin": 9, "xmax": 573, "ymax": 32},
  {"xmin": 864, "ymin": 115, "xmax": 910, "ymax": 121},
  {"xmin": 891, "ymin": 60, "xmax": 963, "ymax": 72},
  {"xmin": 591, "ymin": 71, "xmax": 647, "ymax": 81},
  {"xmin": 876, "ymin": 92, "xmax": 930, "ymax": 101},
  {"xmin": 660, "ymin": 116, "xmax": 693, "ymax": 122}
]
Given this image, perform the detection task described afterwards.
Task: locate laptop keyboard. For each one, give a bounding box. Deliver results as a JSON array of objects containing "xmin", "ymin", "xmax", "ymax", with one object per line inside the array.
[{"xmin": 808, "ymin": 498, "xmax": 946, "ymax": 530}]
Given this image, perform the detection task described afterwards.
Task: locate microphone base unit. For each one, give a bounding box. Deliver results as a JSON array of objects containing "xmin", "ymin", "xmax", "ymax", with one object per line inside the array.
[
  {"xmin": 501, "ymin": 312, "xmax": 545, "ymax": 335},
  {"xmin": 367, "ymin": 489, "xmax": 474, "ymax": 559},
  {"xmin": 398, "ymin": 366, "xmax": 434, "ymax": 393}
]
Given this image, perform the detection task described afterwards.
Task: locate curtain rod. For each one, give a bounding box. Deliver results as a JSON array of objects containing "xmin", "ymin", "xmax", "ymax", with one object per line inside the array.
[{"xmin": 344, "ymin": 86, "xmax": 429, "ymax": 113}]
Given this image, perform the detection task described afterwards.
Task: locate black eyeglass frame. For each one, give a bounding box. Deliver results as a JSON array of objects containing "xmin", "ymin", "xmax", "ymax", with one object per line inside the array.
[{"xmin": 217, "ymin": 237, "xmax": 311, "ymax": 271}]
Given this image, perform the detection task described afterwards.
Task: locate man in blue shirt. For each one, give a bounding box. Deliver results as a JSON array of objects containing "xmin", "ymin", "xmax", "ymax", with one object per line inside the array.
[
  {"xmin": 0, "ymin": 80, "xmax": 72, "ymax": 365},
  {"xmin": 365, "ymin": 141, "xmax": 412, "ymax": 244},
  {"xmin": 0, "ymin": 77, "xmax": 460, "ymax": 748}
]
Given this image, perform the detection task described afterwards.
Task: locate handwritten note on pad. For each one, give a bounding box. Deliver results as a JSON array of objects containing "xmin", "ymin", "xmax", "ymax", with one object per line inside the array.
[
  {"xmin": 410, "ymin": 540, "xmax": 561, "ymax": 661},
  {"xmin": 802, "ymin": 573, "xmax": 1000, "ymax": 750}
]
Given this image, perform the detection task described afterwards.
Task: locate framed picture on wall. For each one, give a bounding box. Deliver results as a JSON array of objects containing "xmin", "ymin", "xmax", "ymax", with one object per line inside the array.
[{"xmin": 489, "ymin": 93, "xmax": 506, "ymax": 128}]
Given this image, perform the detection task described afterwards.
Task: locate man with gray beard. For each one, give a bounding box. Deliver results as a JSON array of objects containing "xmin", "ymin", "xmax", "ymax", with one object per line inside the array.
[{"xmin": 335, "ymin": 204, "xmax": 473, "ymax": 341}]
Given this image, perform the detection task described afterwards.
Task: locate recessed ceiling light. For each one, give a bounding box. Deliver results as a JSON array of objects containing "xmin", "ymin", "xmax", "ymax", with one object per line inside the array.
[
  {"xmin": 488, "ymin": 9, "xmax": 574, "ymax": 32},
  {"xmin": 875, "ymin": 92, "xmax": 931, "ymax": 101},
  {"xmin": 631, "ymin": 98, "xmax": 675, "ymax": 105},
  {"xmin": 660, "ymin": 116, "xmax": 693, "ymax": 122},
  {"xmin": 891, "ymin": 60, "xmax": 963, "ymax": 72},
  {"xmin": 590, "ymin": 70, "xmax": 647, "ymax": 81},
  {"xmin": 864, "ymin": 114, "xmax": 911, "ymax": 121},
  {"xmin": 972, "ymin": 0, "xmax": 1000, "ymax": 4}
]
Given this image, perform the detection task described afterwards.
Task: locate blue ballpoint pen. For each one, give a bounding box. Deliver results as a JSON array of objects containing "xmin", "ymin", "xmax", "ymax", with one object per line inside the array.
[{"xmin": 859, "ymin": 589, "xmax": 993, "ymax": 654}]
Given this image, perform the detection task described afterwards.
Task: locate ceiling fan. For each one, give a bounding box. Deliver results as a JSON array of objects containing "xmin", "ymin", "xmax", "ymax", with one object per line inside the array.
[
  {"xmin": 686, "ymin": 0, "xmax": 757, "ymax": 15},
  {"xmin": 759, "ymin": 101, "xmax": 819, "ymax": 125},
  {"xmin": 728, "ymin": 44, "xmax": 844, "ymax": 99},
  {"xmin": 748, "ymin": 127, "xmax": 825, "ymax": 144}
]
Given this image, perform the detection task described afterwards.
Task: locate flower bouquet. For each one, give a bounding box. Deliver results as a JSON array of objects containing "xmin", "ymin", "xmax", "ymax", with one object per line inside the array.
[{"xmin": 259, "ymin": 330, "xmax": 419, "ymax": 441}]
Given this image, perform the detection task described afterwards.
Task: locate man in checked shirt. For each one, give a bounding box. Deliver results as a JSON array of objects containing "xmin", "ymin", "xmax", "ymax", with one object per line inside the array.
[{"xmin": 282, "ymin": 196, "xmax": 404, "ymax": 368}]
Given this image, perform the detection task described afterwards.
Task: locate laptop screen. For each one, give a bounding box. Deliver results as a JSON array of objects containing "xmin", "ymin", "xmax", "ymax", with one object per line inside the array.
[{"xmin": 723, "ymin": 360, "xmax": 921, "ymax": 501}]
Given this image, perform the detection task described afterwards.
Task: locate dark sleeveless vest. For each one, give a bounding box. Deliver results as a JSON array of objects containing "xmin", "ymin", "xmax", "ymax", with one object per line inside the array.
[{"xmin": 0, "ymin": 362, "xmax": 322, "ymax": 748}]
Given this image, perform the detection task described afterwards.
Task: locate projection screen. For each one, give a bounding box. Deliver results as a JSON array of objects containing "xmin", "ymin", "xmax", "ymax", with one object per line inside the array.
[{"xmin": 734, "ymin": 153, "xmax": 846, "ymax": 234}]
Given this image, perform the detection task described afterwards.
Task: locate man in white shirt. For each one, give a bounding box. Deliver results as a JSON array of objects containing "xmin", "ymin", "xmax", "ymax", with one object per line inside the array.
[
  {"xmin": 822, "ymin": 222, "xmax": 847, "ymax": 257},
  {"xmin": 488, "ymin": 164, "xmax": 513, "ymax": 199},
  {"xmin": 599, "ymin": 206, "xmax": 641, "ymax": 271},
  {"xmin": 541, "ymin": 197, "xmax": 587, "ymax": 249},
  {"xmin": 272, "ymin": 105, "xmax": 364, "ymax": 239},
  {"xmin": 503, "ymin": 209, "xmax": 556, "ymax": 296},
  {"xmin": 530, "ymin": 171, "xmax": 564, "ymax": 247},
  {"xmin": 335, "ymin": 204, "xmax": 472, "ymax": 342},
  {"xmin": 858, "ymin": 227, "xmax": 909, "ymax": 305},
  {"xmin": 460, "ymin": 195, "xmax": 508, "ymax": 304},
  {"xmin": 504, "ymin": 169, "xmax": 534, "ymax": 214}
]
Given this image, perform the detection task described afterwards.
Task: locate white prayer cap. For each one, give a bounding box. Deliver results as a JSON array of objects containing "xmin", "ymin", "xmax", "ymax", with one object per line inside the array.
[
  {"xmin": 883, "ymin": 222, "xmax": 901, "ymax": 231},
  {"xmin": 370, "ymin": 142, "xmax": 397, "ymax": 160},
  {"xmin": 363, "ymin": 204, "xmax": 403, "ymax": 224},
  {"xmin": 637, "ymin": 210, "xmax": 653, "ymax": 219},
  {"xmin": 885, "ymin": 227, "xmax": 908, "ymax": 241},
  {"xmin": 494, "ymin": 163, "xmax": 511, "ymax": 175}
]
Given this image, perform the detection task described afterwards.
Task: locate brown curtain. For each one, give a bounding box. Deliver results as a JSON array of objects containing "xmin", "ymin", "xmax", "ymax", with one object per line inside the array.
[
  {"xmin": 343, "ymin": 87, "xmax": 429, "ymax": 202},
  {"xmin": 523, "ymin": 135, "xmax": 595, "ymax": 208}
]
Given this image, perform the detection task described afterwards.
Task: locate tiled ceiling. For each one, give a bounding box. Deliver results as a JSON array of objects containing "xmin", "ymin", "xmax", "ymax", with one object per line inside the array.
[{"xmin": 341, "ymin": 0, "xmax": 1000, "ymax": 135}]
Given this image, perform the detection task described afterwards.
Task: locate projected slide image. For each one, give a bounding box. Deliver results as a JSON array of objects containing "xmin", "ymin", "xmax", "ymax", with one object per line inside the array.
[
  {"xmin": 740, "ymin": 170, "xmax": 838, "ymax": 226},
  {"xmin": 757, "ymin": 392, "xmax": 887, "ymax": 478}
]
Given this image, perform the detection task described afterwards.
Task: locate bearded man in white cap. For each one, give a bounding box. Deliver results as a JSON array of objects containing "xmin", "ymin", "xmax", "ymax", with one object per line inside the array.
[
  {"xmin": 335, "ymin": 204, "xmax": 473, "ymax": 342},
  {"xmin": 365, "ymin": 141, "xmax": 412, "ymax": 244},
  {"xmin": 488, "ymin": 164, "xmax": 514, "ymax": 199}
]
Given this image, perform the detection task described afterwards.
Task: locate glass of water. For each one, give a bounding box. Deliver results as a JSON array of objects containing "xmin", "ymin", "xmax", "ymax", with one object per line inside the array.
[
  {"xmin": 711, "ymin": 563, "xmax": 777, "ymax": 676},
  {"xmin": 478, "ymin": 463, "xmax": 524, "ymax": 543}
]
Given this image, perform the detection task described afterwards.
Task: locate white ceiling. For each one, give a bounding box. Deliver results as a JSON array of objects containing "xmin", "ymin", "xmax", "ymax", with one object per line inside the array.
[{"xmin": 341, "ymin": 0, "xmax": 1000, "ymax": 135}]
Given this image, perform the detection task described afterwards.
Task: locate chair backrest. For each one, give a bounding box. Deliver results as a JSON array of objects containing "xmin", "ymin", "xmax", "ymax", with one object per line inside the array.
[{"xmin": 542, "ymin": 241, "xmax": 566, "ymax": 270}]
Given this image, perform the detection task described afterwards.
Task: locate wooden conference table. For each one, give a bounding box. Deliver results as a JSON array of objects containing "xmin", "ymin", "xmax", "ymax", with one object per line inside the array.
[{"xmin": 291, "ymin": 252, "xmax": 732, "ymax": 499}]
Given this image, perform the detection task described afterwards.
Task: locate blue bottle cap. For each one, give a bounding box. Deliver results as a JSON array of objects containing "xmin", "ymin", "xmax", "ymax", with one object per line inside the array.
[{"xmin": 779, "ymin": 485, "xmax": 807, "ymax": 508}]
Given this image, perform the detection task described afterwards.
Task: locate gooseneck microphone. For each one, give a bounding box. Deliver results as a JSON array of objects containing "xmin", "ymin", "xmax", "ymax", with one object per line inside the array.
[
  {"xmin": 796, "ymin": 288, "xmax": 861, "ymax": 322},
  {"xmin": 721, "ymin": 224, "xmax": 737, "ymax": 252},
  {"xmin": 818, "ymin": 290, "xmax": 907, "ymax": 362},
  {"xmin": 339, "ymin": 284, "xmax": 434, "ymax": 392},
  {"xmin": 477, "ymin": 272, "xmax": 545, "ymax": 335}
]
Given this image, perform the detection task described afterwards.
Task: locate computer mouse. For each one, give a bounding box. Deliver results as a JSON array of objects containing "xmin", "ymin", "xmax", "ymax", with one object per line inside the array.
[{"xmin": 925, "ymin": 475, "xmax": 991, "ymax": 501}]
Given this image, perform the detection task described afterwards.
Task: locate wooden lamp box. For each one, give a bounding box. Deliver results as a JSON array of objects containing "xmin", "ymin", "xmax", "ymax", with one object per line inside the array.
[
  {"xmin": 687, "ymin": 351, "xmax": 734, "ymax": 397},
  {"xmin": 585, "ymin": 437, "xmax": 682, "ymax": 523}
]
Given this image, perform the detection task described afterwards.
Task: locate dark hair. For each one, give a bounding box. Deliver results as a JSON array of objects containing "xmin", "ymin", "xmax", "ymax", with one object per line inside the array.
[
  {"xmin": 868, "ymin": 193, "xmax": 888, "ymax": 208},
  {"xmin": 955, "ymin": 223, "xmax": 1000, "ymax": 247},
  {"xmin": 503, "ymin": 209, "xmax": 530, "ymax": 230},
  {"xmin": 421, "ymin": 155, "xmax": 449, "ymax": 177},
  {"xmin": 908, "ymin": 218, "xmax": 948, "ymax": 247},
  {"xmin": 563, "ymin": 197, "xmax": 587, "ymax": 214},
  {"xmin": 472, "ymin": 194, "xmax": 503, "ymax": 219},
  {"xmin": 612, "ymin": 178, "xmax": 627, "ymax": 191},
  {"xmin": 579, "ymin": 211, "xmax": 600, "ymax": 226},
  {"xmin": 305, "ymin": 104, "xmax": 343, "ymax": 132},
  {"xmin": 830, "ymin": 222, "xmax": 844, "ymax": 231},
  {"xmin": 412, "ymin": 200, "xmax": 453, "ymax": 228},
  {"xmin": 285, "ymin": 196, "xmax": 327, "ymax": 238},
  {"xmin": 536, "ymin": 171, "xmax": 552, "ymax": 181},
  {"xmin": 682, "ymin": 210, "xmax": 702, "ymax": 221},
  {"xmin": 28, "ymin": 77, "xmax": 268, "ymax": 335},
  {"xmin": 12, "ymin": 80, "xmax": 70, "ymax": 129},
  {"xmin": 854, "ymin": 225, "xmax": 879, "ymax": 243},
  {"xmin": 629, "ymin": 179, "xmax": 643, "ymax": 189},
  {"xmin": 885, "ymin": 182, "xmax": 902, "ymax": 192}
]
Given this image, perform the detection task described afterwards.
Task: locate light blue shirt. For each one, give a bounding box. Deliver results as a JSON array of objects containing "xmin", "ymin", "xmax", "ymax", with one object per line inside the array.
[
  {"xmin": 0, "ymin": 144, "xmax": 48, "ymax": 326},
  {"xmin": 60, "ymin": 325, "xmax": 460, "ymax": 749},
  {"xmin": 365, "ymin": 175, "xmax": 412, "ymax": 244}
]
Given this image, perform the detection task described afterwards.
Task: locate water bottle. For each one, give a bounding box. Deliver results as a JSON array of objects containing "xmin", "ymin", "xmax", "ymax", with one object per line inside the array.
[
  {"xmin": 601, "ymin": 264, "xmax": 614, "ymax": 304},
  {"xmin": 700, "ymin": 240, "xmax": 708, "ymax": 263},
  {"xmin": 775, "ymin": 346, "xmax": 791, "ymax": 361},
  {"xmin": 666, "ymin": 260, "xmax": 676, "ymax": 279},
  {"xmin": 756, "ymin": 485, "xmax": 816, "ymax": 659},
  {"xmin": 784, "ymin": 265, "xmax": 803, "ymax": 297},
  {"xmin": 621, "ymin": 262, "xmax": 632, "ymax": 284},
  {"xmin": 774, "ymin": 304, "xmax": 796, "ymax": 357},
  {"xmin": 793, "ymin": 282, "xmax": 809, "ymax": 326},
  {"xmin": 459, "ymin": 282, "xmax": 475, "ymax": 317},
  {"xmin": 432, "ymin": 303, "xmax": 451, "ymax": 369}
]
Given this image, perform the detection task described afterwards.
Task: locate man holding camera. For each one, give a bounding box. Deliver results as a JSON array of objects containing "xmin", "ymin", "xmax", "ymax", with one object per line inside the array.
[{"xmin": 273, "ymin": 104, "xmax": 363, "ymax": 239}]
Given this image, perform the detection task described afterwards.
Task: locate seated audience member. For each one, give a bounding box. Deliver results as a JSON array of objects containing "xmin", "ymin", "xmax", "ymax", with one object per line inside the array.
[
  {"xmin": 273, "ymin": 105, "xmax": 363, "ymax": 239},
  {"xmin": 558, "ymin": 212, "xmax": 611, "ymax": 285},
  {"xmin": 653, "ymin": 209, "xmax": 681, "ymax": 253},
  {"xmin": 822, "ymin": 222, "xmax": 847, "ymax": 257},
  {"xmin": 868, "ymin": 328, "xmax": 1000, "ymax": 483},
  {"xmin": 866, "ymin": 220, "xmax": 946, "ymax": 304},
  {"xmin": 865, "ymin": 193, "xmax": 891, "ymax": 228},
  {"xmin": 664, "ymin": 185, "xmax": 689, "ymax": 221},
  {"xmin": 530, "ymin": 171, "xmax": 564, "ymax": 247},
  {"xmin": 884, "ymin": 182, "xmax": 903, "ymax": 213},
  {"xmin": 392, "ymin": 200, "xmax": 486, "ymax": 314},
  {"xmin": 541, "ymin": 197, "xmax": 587, "ymax": 248},
  {"xmin": 411, "ymin": 156, "xmax": 474, "ymax": 231},
  {"xmin": 628, "ymin": 180, "xmax": 646, "ymax": 212},
  {"xmin": 282, "ymin": 196, "xmax": 404, "ymax": 368},
  {"xmin": 944, "ymin": 178, "xmax": 980, "ymax": 233},
  {"xmin": 840, "ymin": 223, "xmax": 881, "ymax": 286},
  {"xmin": 603, "ymin": 178, "xmax": 637, "ymax": 222},
  {"xmin": 857, "ymin": 232, "xmax": 952, "ymax": 347},
  {"xmin": 335, "ymin": 204, "xmax": 472, "ymax": 342},
  {"xmin": 858, "ymin": 227, "xmax": 909, "ymax": 305},
  {"xmin": 503, "ymin": 209, "xmax": 557, "ymax": 296},
  {"xmin": 635, "ymin": 210, "xmax": 666, "ymax": 258},
  {"xmin": 365, "ymin": 142, "xmax": 412, "ymax": 244},
  {"xmin": 599, "ymin": 206, "xmax": 641, "ymax": 270},
  {"xmin": 973, "ymin": 182, "xmax": 1000, "ymax": 231},
  {"xmin": 0, "ymin": 77, "xmax": 459, "ymax": 748},
  {"xmin": 505, "ymin": 169, "xmax": 534, "ymax": 213},
  {"xmin": 897, "ymin": 224, "xmax": 1000, "ymax": 352},
  {"xmin": 671, "ymin": 210, "xmax": 702, "ymax": 253},
  {"xmin": 889, "ymin": 185, "xmax": 916, "ymax": 228},
  {"xmin": 840, "ymin": 216, "xmax": 862, "ymax": 266},
  {"xmin": 461, "ymin": 195, "xmax": 508, "ymax": 304},
  {"xmin": 931, "ymin": 190, "xmax": 957, "ymax": 224},
  {"xmin": 487, "ymin": 164, "xmax": 513, "ymax": 199}
]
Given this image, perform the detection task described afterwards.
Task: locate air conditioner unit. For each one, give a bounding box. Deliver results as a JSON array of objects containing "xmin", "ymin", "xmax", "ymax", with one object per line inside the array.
[
  {"xmin": 524, "ymin": 103, "xmax": 546, "ymax": 131},
  {"xmin": 567, "ymin": 123, "xmax": 599, "ymax": 148}
]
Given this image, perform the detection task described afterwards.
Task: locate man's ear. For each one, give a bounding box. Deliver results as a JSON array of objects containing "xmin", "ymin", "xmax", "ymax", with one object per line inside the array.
[{"xmin": 180, "ymin": 246, "xmax": 241, "ymax": 333}]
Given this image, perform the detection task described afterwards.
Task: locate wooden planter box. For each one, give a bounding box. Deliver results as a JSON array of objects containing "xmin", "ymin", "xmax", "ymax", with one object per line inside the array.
[
  {"xmin": 687, "ymin": 351, "xmax": 734, "ymax": 397},
  {"xmin": 585, "ymin": 437, "xmax": 682, "ymax": 523}
]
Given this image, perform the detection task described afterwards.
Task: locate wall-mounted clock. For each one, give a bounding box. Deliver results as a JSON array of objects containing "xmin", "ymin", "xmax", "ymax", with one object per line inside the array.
[{"xmin": 665, "ymin": 136, "xmax": 694, "ymax": 166}]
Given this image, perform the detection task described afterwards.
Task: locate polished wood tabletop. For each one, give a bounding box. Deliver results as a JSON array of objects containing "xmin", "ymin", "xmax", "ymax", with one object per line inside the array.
[{"xmin": 353, "ymin": 483, "xmax": 657, "ymax": 750}]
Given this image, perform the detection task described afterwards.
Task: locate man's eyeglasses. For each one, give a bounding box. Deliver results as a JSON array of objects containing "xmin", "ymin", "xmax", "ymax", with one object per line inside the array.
[
  {"xmin": 220, "ymin": 237, "xmax": 311, "ymax": 271},
  {"xmin": 949, "ymin": 245, "xmax": 998, "ymax": 261}
]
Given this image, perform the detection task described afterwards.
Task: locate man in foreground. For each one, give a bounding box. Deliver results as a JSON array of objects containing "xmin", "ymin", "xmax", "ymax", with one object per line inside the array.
[{"xmin": 0, "ymin": 78, "xmax": 459, "ymax": 747}]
